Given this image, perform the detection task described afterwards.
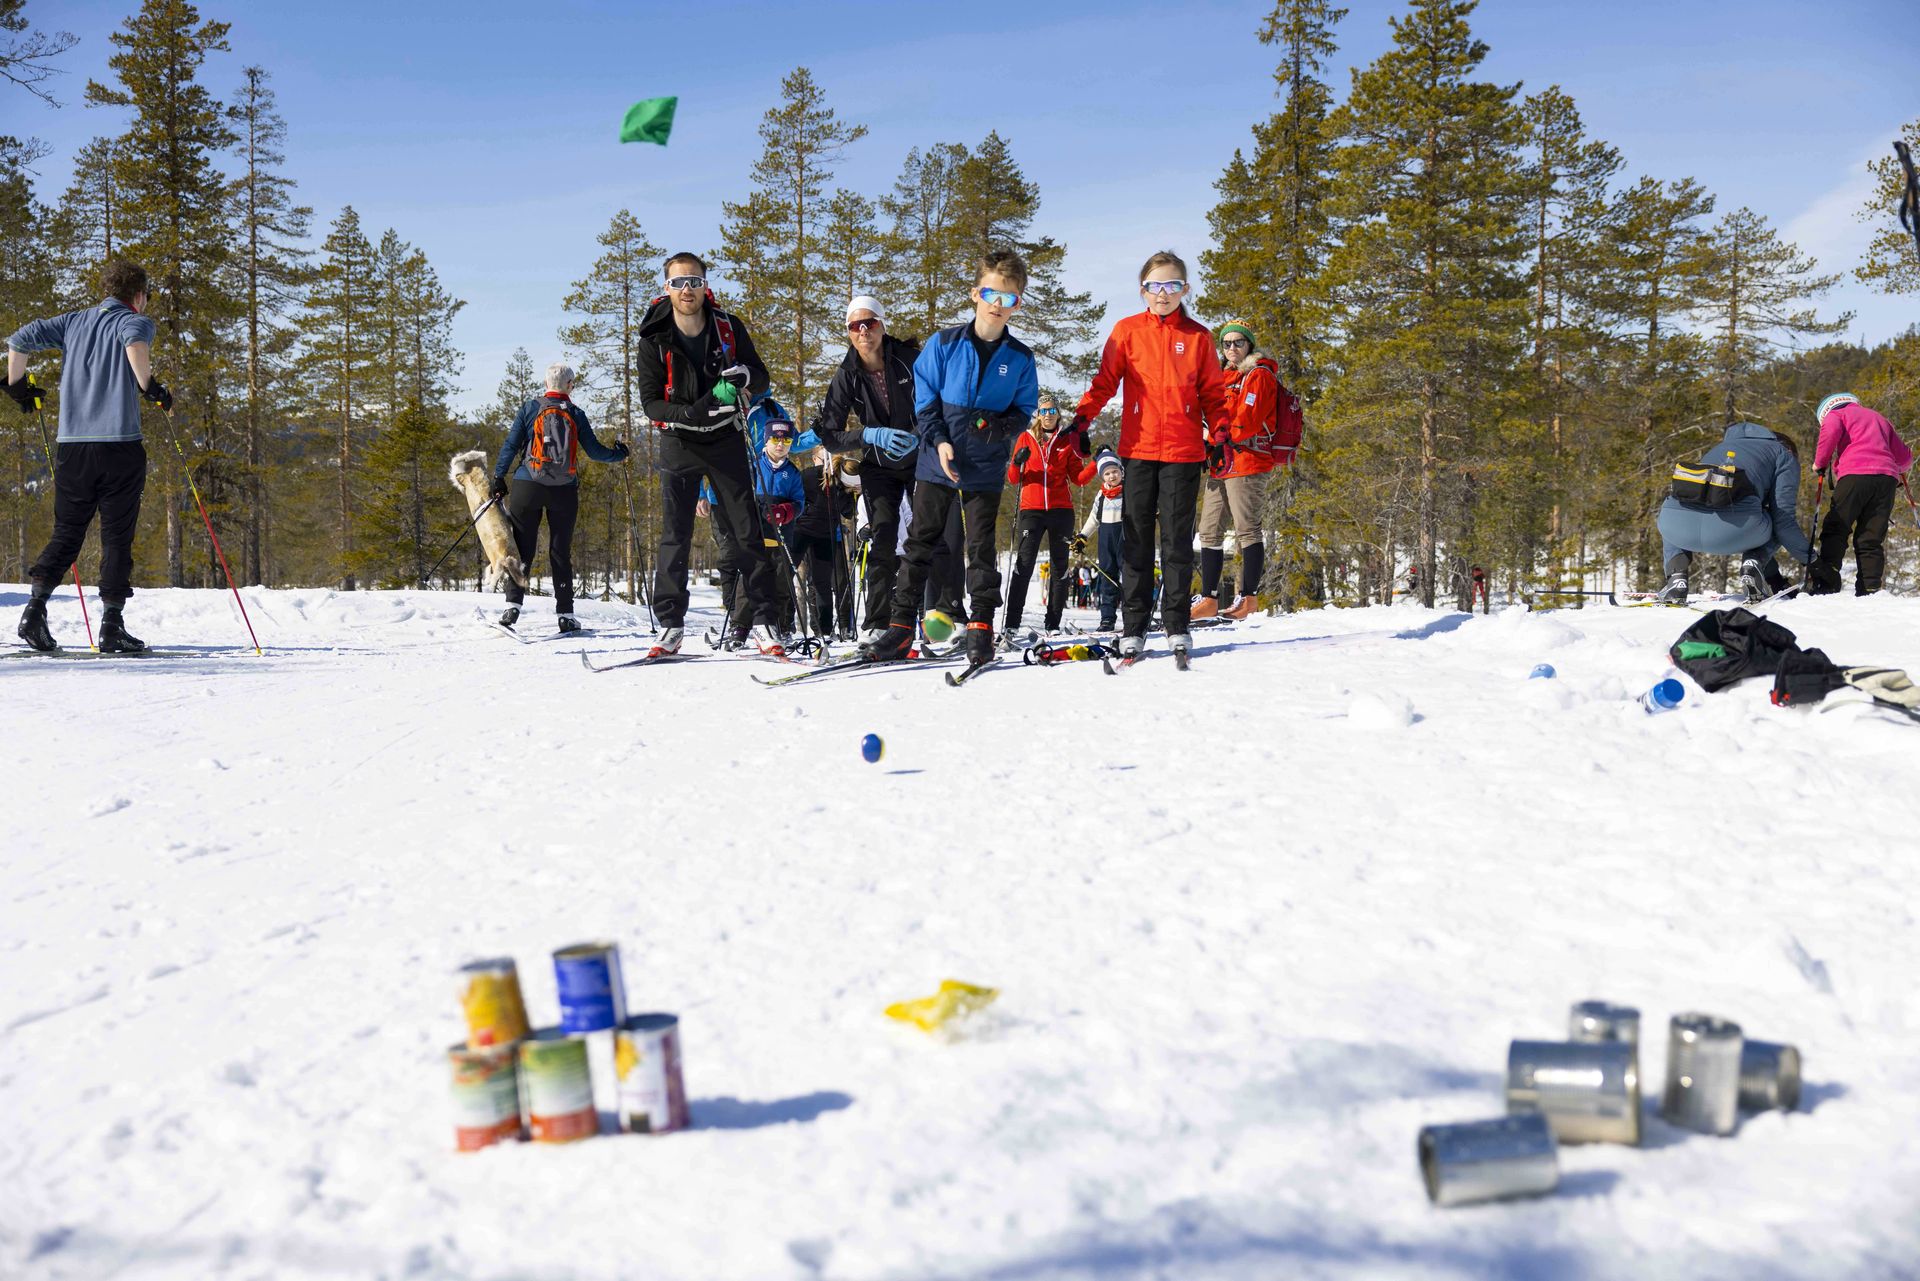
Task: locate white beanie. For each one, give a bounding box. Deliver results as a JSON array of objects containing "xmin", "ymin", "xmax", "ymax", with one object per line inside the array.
[
  {"xmin": 846, "ymin": 295, "xmax": 886, "ymax": 324},
  {"xmin": 1815, "ymin": 392, "xmax": 1858, "ymax": 424}
]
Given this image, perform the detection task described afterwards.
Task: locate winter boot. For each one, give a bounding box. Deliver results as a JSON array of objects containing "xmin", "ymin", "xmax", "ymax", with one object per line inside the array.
[
  {"xmin": 1098, "ymin": 613, "xmax": 1117, "ymax": 631},
  {"xmin": 1739, "ymin": 558, "xmax": 1769, "ymax": 600},
  {"xmin": 966, "ymin": 622, "xmax": 994, "ymax": 666},
  {"xmin": 16, "ymin": 583, "xmax": 55, "ymax": 652},
  {"xmin": 97, "ymin": 605, "xmax": 146, "ymax": 654},
  {"xmin": 863, "ymin": 623, "xmax": 914, "ymax": 663},
  {"xmin": 647, "ymin": 626, "xmax": 684, "ymax": 658},
  {"xmin": 556, "ymin": 613, "xmax": 582, "ymax": 634},
  {"xmin": 497, "ymin": 606, "xmax": 520, "ymax": 629},
  {"xmin": 1189, "ymin": 595, "xmax": 1220, "ymax": 621},
  {"xmin": 1224, "ymin": 594, "xmax": 1259, "ymax": 620}
]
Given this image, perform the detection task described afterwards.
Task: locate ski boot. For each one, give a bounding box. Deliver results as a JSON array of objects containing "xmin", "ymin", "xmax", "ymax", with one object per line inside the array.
[
  {"xmin": 498, "ymin": 605, "xmax": 520, "ymax": 629},
  {"xmin": 1739, "ymin": 558, "xmax": 1768, "ymax": 600},
  {"xmin": 97, "ymin": 606, "xmax": 147, "ymax": 654},
  {"xmin": 1654, "ymin": 574, "xmax": 1689, "ymax": 605},
  {"xmin": 16, "ymin": 588, "xmax": 56, "ymax": 653},
  {"xmin": 1117, "ymin": 634, "xmax": 1144, "ymax": 660},
  {"xmin": 965, "ymin": 621, "xmax": 995, "ymax": 665},
  {"xmin": 862, "ymin": 623, "xmax": 914, "ymax": 663},
  {"xmin": 556, "ymin": 614, "xmax": 582, "ymax": 635},
  {"xmin": 1169, "ymin": 632, "xmax": 1191, "ymax": 666},
  {"xmin": 647, "ymin": 626, "xmax": 684, "ymax": 658},
  {"xmin": 755, "ymin": 625, "xmax": 791, "ymax": 658}
]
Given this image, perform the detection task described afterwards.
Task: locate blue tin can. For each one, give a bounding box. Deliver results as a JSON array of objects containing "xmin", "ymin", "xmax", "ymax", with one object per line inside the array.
[{"xmin": 552, "ymin": 942, "xmax": 627, "ymax": 1033}]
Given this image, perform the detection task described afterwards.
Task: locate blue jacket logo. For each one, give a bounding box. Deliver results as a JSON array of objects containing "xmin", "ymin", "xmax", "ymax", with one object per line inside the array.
[{"xmin": 998, "ymin": 364, "xmax": 1007, "ymax": 375}]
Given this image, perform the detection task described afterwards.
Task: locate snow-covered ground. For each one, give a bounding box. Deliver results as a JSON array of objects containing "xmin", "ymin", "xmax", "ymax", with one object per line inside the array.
[{"xmin": 3, "ymin": 583, "xmax": 1917, "ymax": 1281}]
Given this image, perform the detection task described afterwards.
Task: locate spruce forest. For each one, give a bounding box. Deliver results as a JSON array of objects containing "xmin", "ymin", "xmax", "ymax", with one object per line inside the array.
[{"xmin": 2, "ymin": 0, "xmax": 1914, "ymax": 608}]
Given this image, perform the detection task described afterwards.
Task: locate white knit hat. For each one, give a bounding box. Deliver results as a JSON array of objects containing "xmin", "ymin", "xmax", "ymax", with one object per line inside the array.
[
  {"xmin": 1815, "ymin": 392, "xmax": 1858, "ymax": 424},
  {"xmin": 846, "ymin": 295, "xmax": 886, "ymax": 323}
]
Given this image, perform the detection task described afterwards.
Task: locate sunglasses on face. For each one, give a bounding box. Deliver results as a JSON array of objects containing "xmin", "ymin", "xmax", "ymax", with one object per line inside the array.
[
  {"xmin": 1036, "ymin": 407, "xmax": 1060, "ymax": 418},
  {"xmin": 977, "ymin": 287, "xmax": 1020, "ymax": 308},
  {"xmin": 848, "ymin": 318, "xmax": 881, "ymax": 334},
  {"xmin": 1140, "ymin": 279, "xmax": 1187, "ymax": 296},
  {"xmin": 1221, "ymin": 338, "xmax": 1249, "ymax": 349},
  {"xmin": 667, "ymin": 276, "xmax": 706, "ymax": 292}
]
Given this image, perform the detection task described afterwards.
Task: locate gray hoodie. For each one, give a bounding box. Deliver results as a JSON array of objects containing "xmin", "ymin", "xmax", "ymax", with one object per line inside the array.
[{"xmin": 7, "ymin": 299, "xmax": 155, "ymax": 442}]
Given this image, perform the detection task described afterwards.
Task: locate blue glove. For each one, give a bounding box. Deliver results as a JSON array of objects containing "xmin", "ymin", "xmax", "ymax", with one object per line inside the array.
[{"xmin": 862, "ymin": 426, "xmax": 916, "ymax": 460}]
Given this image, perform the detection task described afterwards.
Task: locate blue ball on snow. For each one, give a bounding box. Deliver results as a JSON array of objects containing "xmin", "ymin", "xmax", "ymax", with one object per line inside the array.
[{"xmin": 861, "ymin": 733, "xmax": 884, "ymax": 764}]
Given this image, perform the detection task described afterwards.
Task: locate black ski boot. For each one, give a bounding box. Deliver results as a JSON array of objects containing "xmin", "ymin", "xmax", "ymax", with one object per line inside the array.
[
  {"xmin": 97, "ymin": 605, "xmax": 147, "ymax": 654},
  {"xmin": 16, "ymin": 585, "xmax": 56, "ymax": 652},
  {"xmin": 556, "ymin": 614, "xmax": 582, "ymax": 634},
  {"xmin": 966, "ymin": 622, "xmax": 994, "ymax": 666},
  {"xmin": 1655, "ymin": 553, "xmax": 1690, "ymax": 605},
  {"xmin": 862, "ymin": 623, "xmax": 914, "ymax": 662},
  {"xmin": 1739, "ymin": 558, "xmax": 1768, "ymax": 600},
  {"xmin": 498, "ymin": 605, "xmax": 520, "ymax": 629}
]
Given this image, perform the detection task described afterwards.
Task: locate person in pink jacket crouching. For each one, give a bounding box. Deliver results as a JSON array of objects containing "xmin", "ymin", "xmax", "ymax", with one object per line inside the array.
[{"xmin": 1809, "ymin": 392, "xmax": 1914, "ymax": 595}]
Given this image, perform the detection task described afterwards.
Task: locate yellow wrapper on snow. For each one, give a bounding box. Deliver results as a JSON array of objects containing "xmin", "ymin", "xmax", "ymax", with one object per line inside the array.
[{"xmin": 884, "ymin": 980, "xmax": 999, "ymax": 1032}]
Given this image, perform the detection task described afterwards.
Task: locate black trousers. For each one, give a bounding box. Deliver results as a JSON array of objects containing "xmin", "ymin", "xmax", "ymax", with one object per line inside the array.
[
  {"xmin": 926, "ymin": 492, "xmax": 965, "ymax": 614},
  {"xmin": 30, "ymin": 441, "xmax": 148, "ymax": 605},
  {"xmin": 1121, "ymin": 459, "xmax": 1202, "ymax": 637},
  {"xmin": 790, "ymin": 530, "xmax": 841, "ymax": 636},
  {"xmin": 653, "ymin": 429, "xmax": 779, "ymax": 629},
  {"xmin": 858, "ymin": 469, "xmax": 912, "ymax": 631},
  {"xmin": 502, "ymin": 479, "xmax": 579, "ymax": 612},
  {"xmin": 1005, "ymin": 508, "xmax": 1074, "ymax": 630},
  {"xmin": 890, "ymin": 483, "xmax": 1003, "ymax": 626},
  {"xmin": 717, "ymin": 520, "xmax": 798, "ymax": 631},
  {"xmin": 1813, "ymin": 474, "xmax": 1897, "ymax": 594}
]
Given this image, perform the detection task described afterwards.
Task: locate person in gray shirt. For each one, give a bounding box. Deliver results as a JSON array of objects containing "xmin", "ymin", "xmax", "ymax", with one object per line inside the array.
[{"xmin": 5, "ymin": 259, "xmax": 171, "ymax": 652}]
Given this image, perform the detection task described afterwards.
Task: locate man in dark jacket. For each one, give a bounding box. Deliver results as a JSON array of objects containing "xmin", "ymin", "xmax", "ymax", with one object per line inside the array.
[
  {"xmin": 1654, "ymin": 422, "xmax": 1813, "ymax": 603},
  {"xmin": 811, "ymin": 294, "xmax": 920, "ymax": 638},
  {"xmin": 864, "ymin": 251, "xmax": 1039, "ymax": 666},
  {"xmin": 6, "ymin": 259, "xmax": 170, "ymax": 653},
  {"xmin": 634, "ymin": 252, "xmax": 788, "ymax": 657}
]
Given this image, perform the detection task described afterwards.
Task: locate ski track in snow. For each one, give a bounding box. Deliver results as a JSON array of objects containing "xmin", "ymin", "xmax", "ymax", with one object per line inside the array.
[{"xmin": 2, "ymin": 584, "xmax": 1918, "ymax": 1281}]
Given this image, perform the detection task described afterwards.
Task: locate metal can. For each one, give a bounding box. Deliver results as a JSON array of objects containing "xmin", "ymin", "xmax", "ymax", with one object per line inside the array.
[
  {"xmin": 1418, "ymin": 1113, "xmax": 1559, "ymax": 1208},
  {"xmin": 1506, "ymin": 1039, "xmax": 1641, "ymax": 1145},
  {"xmin": 519, "ymin": 1030, "xmax": 598, "ymax": 1143},
  {"xmin": 1568, "ymin": 1000, "xmax": 1640, "ymax": 1046},
  {"xmin": 1738, "ymin": 1040, "xmax": 1802, "ymax": 1113},
  {"xmin": 458, "ymin": 957, "xmax": 530, "ymax": 1049},
  {"xmin": 1661, "ymin": 1012, "xmax": 1744, "ymax": 1136},
  {"xmin": 552, "ymin": 942, "xmax": 627, "ymax": 1034},
  {"xmin": 615, "ymin": 1013, "xmax": 689, "ymax": 1135},
  {"xmin": 448, "ymin": 1043, "xmax": 522, "ymax": 1152}
]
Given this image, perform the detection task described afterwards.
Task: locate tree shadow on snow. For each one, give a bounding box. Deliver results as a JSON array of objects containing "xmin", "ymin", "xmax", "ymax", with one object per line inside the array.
[{"xmin": 693, "ymin": 1091, "xmax": 854, "ymax": 1130}]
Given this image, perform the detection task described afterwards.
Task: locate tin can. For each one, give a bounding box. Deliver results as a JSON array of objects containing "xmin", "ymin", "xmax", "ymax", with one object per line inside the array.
[
  {"xmin": 552, "ymin": 942, "xmax": 627, "ymax": 1034},
  {"xmin": 1568, "ymin": 1001, "xmax": 1640, "ymax": 1047},
  {"xmin": 1506, "ymin": 1039, "xmax": 1641, "ymax": 1145},
  {"xmin": 1418, "ymin": 1113, "xmax": 1559, "ymax": 1208},
  {"xmin": 1661, "ymin": 1012, "xmax": 1743, "ymax": 1135},
  {"xmin": 615, "ymin": 1013, "xmax": 689, "ymax": 1135},
  {"xmin": 1738, "ymin": 1040, "xmax": 1802, "ymax": 1113},
  {"xmin": 519, "ymin": 1030, "xmax": 598, "ymax": 1143},
  {"xmin": 448, "ymin": 1043, "xmax": 522, "ymax": 1152},
  {"xmin": 458, "ymin": 957, "xmax": 530, "ymax": 1049}
]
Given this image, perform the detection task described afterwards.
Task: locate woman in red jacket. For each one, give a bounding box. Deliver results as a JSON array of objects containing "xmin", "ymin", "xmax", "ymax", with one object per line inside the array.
[{"xmin": 1003, "ymin": 394, "xmax": 1098, "ymax": 635}]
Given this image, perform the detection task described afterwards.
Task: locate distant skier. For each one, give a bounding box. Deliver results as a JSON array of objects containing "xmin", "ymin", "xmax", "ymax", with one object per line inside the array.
[
  {"xmin": 1070, "ymin": 251, "xmax": 1231, "ymax": 660},
  {"xmin": 1808, "ymin": 393, "xmax": 1913, "ymax": 596},
  {"xmin": 636, "ymin": 252, "xmax": 788, "ymax": 657},
  {"xmin": 793, "ymin": 451, "xmax": 859, "ymax": 639},
  {"xmin": 490, "ymin": 362, "xmax": 629, "ymax": 634},
  {"xmin": 1655, "ymin": 422, "xmax": 1812, "ymax": 604},
  {"xmin": 863, "ymin": 250, "xmax": 1040, "ymax": 665},
  {"xmin": 6, "ymin": 259, "xmax": 168, "ymax": 653},
  {"xmin": 1077, "ymin": 449, "xmax": 1125, "ymax": 631},
  {"xmin": 1003, "ymin": 394, "xmax": 1097, "ymax": 636},
  {"xmin": 811, "ymin": 295, "xmax": 920, "ymax": 641},
  {"xmin": 703, "ymin": 395, "xmax": 816, "ymax": 637},
  {"xmin": 1194, "ymin": 322, "xmax": 1293, "ymax": 621}
]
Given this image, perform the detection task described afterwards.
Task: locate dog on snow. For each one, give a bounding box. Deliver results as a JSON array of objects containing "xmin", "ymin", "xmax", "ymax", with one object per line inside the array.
[{"xmin": 447, "ymin": 450, "xmax": 527, "ymax": 590}]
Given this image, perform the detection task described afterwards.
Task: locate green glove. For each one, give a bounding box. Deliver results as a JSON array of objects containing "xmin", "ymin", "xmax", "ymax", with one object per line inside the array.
[{"xmin": 712, "ymin": 380, "xmax": 740, "ymax": 406}]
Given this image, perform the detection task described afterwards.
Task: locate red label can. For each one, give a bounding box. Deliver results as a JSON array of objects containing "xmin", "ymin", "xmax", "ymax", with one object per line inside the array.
[{"xmin": 449, "ymin": 1043, "xmax": 523, "ymax": 1152}]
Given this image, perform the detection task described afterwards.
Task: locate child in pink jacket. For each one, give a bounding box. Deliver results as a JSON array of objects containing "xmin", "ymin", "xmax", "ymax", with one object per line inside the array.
[{"xmin": 1810, "ymin": 392, "xmax": 1913, "ymax": 595}]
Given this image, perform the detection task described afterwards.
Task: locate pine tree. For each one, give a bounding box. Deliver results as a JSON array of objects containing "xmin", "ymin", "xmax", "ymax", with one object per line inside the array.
[
  {"xmin": 1855, "ymin": 118, "xmax": 1920, "ymax": 297},
  {"xmin": 392, "ymin": 244, "xmax": 462, "ymax": 409},
  {"xmin": 352, "ymin": 400, "xmax": 458, "ymax": 588},
  {"xmin": 878, "ymin": 143, "xmax": 968, "ymax": 342},
  {"xmin": 48, "ymin": 138, "xmax": 119, "ymax": 308},
  {"xmin": 0, "ymin": 133, "xmax": 57, "ymax": 575},
  {"xmin": 483, "ymin": 347, "xmax": 538, "ymax": 437},
  {"xmin": 301, "ymin": 206, "xmax": 377, "ymax": 588},
  {"xmin": 85, "ymin": 0, "xmax": 238, "ymax": 588},
  {"xmin": 819, "ymin": 188, "xmax": 880, "ymax": 307},
  {"xmin": 226, "ymin": 65, "xmax": 310, "ymax": 584},
  {"xmin": 0, "ymin": 0, "xmax": 77, "ymax": 108},
  {"xmin": 718, "ymin": 67, "xmax": 866, "ymax": 426}
]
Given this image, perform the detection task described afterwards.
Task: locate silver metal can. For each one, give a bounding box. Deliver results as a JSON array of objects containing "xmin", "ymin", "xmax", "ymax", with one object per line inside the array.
[
  {"xmin": 1506, "ymin": 1039, "xmax": 1641, "ymax": 1145},
  {"xmin": 1418, "ymin": 1113, "xmax": 1559, "ymax": 1208},
  {"xmin": 1661, "ymin": 1012, "xmax": 1744, "ymax": 1135},
  {"xmin": 1738, "ymin": 1040, "xmax": 1802, "ymax": 1113},
  {"xmin": 615, "ymin": 1013, "xmax": 689, "ymax": 1135},
  {"xmin": 1568, "ymin": 1000, "xmax": 1640, "ymax": 1046}
]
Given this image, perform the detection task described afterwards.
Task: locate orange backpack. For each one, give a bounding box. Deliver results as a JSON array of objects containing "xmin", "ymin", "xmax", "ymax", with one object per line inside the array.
[{"xmin": 526, "ymin": 400, "xmax": 578, "ymax": 484}]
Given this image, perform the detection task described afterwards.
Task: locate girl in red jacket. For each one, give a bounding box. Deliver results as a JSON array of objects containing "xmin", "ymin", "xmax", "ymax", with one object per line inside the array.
[{"xmin": 1003, "ymin": 394, "xmax": 1098, "ymax": 635}]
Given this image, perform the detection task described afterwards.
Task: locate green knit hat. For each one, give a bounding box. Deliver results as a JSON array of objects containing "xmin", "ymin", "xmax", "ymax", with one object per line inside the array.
[{"xmin": 1217, "ymin": 321, "xmax": 1255, "ymax": 348}]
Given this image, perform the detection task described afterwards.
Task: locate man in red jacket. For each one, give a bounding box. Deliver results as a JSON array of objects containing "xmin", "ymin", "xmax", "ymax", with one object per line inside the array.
[
  {"xmin": 1002, "ymin": 394, "xmax": 1097, "ymax": 636},
  {"xmin": 1070, "ymin": 251, "xmax": 1231, "ymax": 660},
  {"xmin": 1195, "ymin": 322, "xmax": 1288, "ymax": 620}
]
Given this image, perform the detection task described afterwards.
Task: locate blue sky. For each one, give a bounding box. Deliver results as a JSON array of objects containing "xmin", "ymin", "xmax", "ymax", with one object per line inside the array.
[{"xmin": 13, "ymin": 0, "xmax": 1916, "ymax": 417}]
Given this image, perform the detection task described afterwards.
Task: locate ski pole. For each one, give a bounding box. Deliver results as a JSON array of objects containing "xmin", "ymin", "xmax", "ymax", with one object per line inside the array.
[
  {"xmin": 31, "ymin": 399, "xmax": 96, "ymax": 649},
  {"xmin": 1901, "ymin": 475, "xmax": 1920, "ymax": 531},
  {"xmin": 422, "ymin": 493, "xmax": 502, "ymax": 588},
  {"xmin": 157, "ymin": 409, "xmax": 261, "ymax": 654}
]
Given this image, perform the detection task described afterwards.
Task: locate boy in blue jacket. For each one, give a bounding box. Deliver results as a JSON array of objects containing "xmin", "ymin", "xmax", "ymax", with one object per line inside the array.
[{"xmin": 865, "ymin": 251, "xmax": 1039, "ymax": 665}]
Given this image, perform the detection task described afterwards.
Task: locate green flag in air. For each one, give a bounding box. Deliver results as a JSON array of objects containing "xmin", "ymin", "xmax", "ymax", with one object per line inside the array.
[{"xmin": 619, "ymin": 97, "xmax": 677, "ymax": 146}]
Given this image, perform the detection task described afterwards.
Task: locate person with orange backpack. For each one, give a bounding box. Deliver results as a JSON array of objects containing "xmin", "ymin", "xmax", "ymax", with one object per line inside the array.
[
  {"xmin": 1002, "ymin": 394, "xmax": 1098, "ymax": 637},
  {"xmin": 490, "ymin": 362, "xmax": 630, "ymax": 633},
  {"xmin": 1194, "ymin": 322, "xmax": 1301, "ymax": 620}
]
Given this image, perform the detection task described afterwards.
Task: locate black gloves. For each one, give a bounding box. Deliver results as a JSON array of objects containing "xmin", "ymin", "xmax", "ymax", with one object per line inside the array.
[
  {"xmin": 1066, "ymin": 414, "xmax": 1091, "ymax": 451},
  {"xmin": 4, "ymin": 378, "xmax": 42, "ymax": 415},
  {"xmin": 490, "ymin": 475, "xmax": 509, "ymax": 501},
  {"xmin": 1013, "ymin": 446, "xmax": 1031, "ymax": 469},
  {"xmin": 612, "ymin": 441, "xmax": 632, "ymax": 461},
  {"xmin": 140, "ymin": 379, "xmax": 173, "ymax": 412},
  {"xmin": 855, "ymin": 524, "xmax": 872, "ymax": 546},
  {"xmin": 1071, "ymin": 534, "xmax": 1087, "ymax": 555}
]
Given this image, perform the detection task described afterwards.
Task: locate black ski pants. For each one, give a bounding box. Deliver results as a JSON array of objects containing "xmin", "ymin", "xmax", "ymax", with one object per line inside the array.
[
  {"xmin": 653, "ymin": 429, "xmax": 779, "ymax": 629},
  {"xmin": 790, "ymin": 530, "xmax": 840, "ymax": 636},
  {"xmin": 858, "ymin": 468, "xmax": 912, "ymax": 632},
  {"xmin": 1004, "ymin": 508, "xmax": 1074, "ymax": 631},
  {"xmin": 926, "ymin": 493, "xmax": 965, "ymax": 615},
  {"xmin": 31, "ymin": 441, "xmax": 147, "ymax": 605},
  {"xmin": 716, "ymin": 518, "xmax": 797, "ymax": 632},
  {"xmin": 502, "ymin": 479, "xmax": 579, "ymax": 613},
  {"xmin": 1812, "ymin": 474, "xmax": 1896, "ymax": 594},
  {"xmin": 1121, "ymin": 458, "xmax": 1202, "ymax": 637},
  {"xmin": 890, "ymin": 483, "xmax": 1003, "ymax": 627}
]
